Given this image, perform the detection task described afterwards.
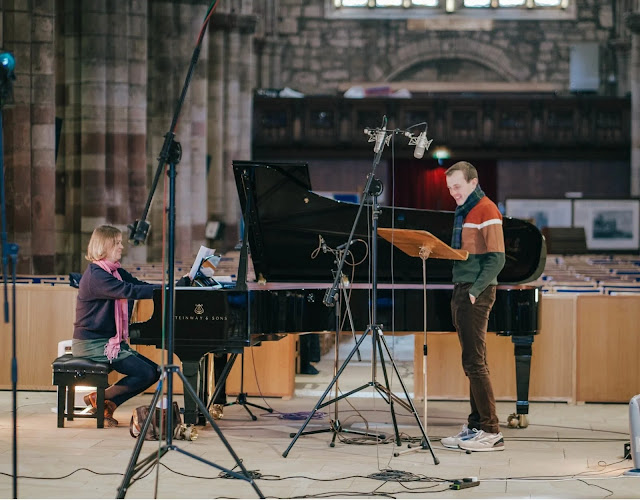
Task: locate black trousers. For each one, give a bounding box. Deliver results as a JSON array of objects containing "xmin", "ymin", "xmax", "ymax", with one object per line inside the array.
[{"xmin": 108, "ymin": 351, "xmax": 160, "ymax": 407}]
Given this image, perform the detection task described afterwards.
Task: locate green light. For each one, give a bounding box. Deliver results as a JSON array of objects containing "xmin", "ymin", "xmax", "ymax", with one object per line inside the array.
[{"xmin": 432, "ymin": 148, "xmax": 450, "ymax": 160}]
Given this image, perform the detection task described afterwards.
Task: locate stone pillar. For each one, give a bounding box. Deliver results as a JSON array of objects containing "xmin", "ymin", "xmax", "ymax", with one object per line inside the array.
[
  {"xmin": 626, "ymin": 12, "xmax": 640, "ymax": 197},
  {"xmin": 207, "ymin": 12, "xmax": 257, "ymax": 249},
  {"xmin": 608, "ymin": 39, "xmax": 631, "ymax": 97},
  {"xmin": 147, "ymin": 1, "xmax": 208, "ymax": 263},
  {"xmin": 60, "ymin": 0, "xmax": 149, "ymax": 271},
  {"xmin": 74, "ymin": 2, "xmax": 108, "ymax": 252},
  {"xmin": 125, "ymin": 0, "xmax": 149, "ymax": 265},
  {"xmin": 256, "ymin": 36, "xmax": 283, "ymax": 89},
  {"xmin": 2, "ymin": 1, "xmax": 56, "ymax": 273},
  {"xmin": 254, "ymin": 0, "xmax": 283, "ymax": 90},
  {"xmin": 223, "ymin": 28, "xmax": 241, "ymax": 239},
  {"xmin": 207, "ymin": 29, "xmax": 225, "ymax": 221}
]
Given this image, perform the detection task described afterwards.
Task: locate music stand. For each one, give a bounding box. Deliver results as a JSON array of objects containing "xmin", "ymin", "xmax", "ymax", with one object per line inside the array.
[{"xmin": 377, "ymin": 228, "xmax": 468, "ymax": 457}]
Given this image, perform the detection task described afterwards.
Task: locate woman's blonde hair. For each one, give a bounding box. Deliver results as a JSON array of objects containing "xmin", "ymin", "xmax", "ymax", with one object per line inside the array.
[{"xmin": 85, "ymin": 225, "xmax": 122, "ymax": 262}]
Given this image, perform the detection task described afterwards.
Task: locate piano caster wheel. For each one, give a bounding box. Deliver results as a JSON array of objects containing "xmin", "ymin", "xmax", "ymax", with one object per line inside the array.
[
  {"xmin": 507, "ymin": 413, "xmax": 529, "ymax": 429},
  {"xmin": 177, "ymin": 424, "xmax": 199, "ymax": 441},
  {"xmin": 329, "ymin": 442, "xmax": 335, "ymax": 448}
]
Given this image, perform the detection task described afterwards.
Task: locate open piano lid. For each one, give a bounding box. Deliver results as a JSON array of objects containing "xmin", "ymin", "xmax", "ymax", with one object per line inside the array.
[{"xmin": 233, "ymin": 160, "xmax": 546, "ymax": 285}]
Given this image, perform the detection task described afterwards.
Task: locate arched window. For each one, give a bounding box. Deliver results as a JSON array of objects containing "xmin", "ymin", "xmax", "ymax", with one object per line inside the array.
[
  {"xmin": 332, "ymin": 0, "xmax": 571, "ymax": 17},
  {"xmin": 336, "ymin": 0, "xmax": 566, "ymax": 7}
]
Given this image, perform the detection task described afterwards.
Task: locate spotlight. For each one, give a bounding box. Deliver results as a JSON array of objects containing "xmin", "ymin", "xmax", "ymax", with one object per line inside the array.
[
  {"xmin": 432, "ymin": 147, "xmax": 451, "ymax": 161},
  {"xmin": 0, "ymin": 50, "xmax": 16, "ymax": 107},
  {"xmin": 0, "ymin": 51, "xmax": 15, "ymax": 72}
]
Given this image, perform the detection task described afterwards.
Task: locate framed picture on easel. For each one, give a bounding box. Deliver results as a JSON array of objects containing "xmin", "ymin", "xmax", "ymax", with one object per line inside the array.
[
  {"xmin": 573, "ymin": 199, "xmax": 640, "ymax": 251},
  {"xmin": 505, "ymin": 199, "xmax": 573, "ymax": 230}
]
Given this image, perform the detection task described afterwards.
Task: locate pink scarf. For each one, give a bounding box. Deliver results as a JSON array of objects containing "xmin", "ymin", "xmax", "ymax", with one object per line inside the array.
[{"xmin": 94, "ymin": 259, "xmax": 128, "ymax": 361}]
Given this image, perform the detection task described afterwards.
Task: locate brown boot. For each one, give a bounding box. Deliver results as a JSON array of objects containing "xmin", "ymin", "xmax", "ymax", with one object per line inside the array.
[
  {"xmin": 83, "ymin": 392, "xmax": 97, "ymax": 408},
  {"xmin": 84, "ymin": 392, "xmax": 118, "ymax": 427},
  {"xmin": 104, "ymin": 400, "xmax": 118, "ymax": 427}
]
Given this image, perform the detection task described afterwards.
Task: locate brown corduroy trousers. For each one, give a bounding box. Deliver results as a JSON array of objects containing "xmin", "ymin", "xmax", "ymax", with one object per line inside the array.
[{"xmin": 451, "ymin": 283, "xmax": 500, "ymax": 434}]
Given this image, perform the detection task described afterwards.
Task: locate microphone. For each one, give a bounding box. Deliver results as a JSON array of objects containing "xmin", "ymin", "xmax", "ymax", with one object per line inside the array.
[
  {"xmin": 373, "ymin": 127, "xmax": 386, "ymax": 153},
  {"xmin": 413, "ymin": 124, "xmax": 432, "ymax": 159},
  {"xmin": 128, "ymin": 219, "xmax": 150, "ymax": 246},
  {"xmin": 323, "ymin": 287, "xmax": 337, "ymax": 307}
]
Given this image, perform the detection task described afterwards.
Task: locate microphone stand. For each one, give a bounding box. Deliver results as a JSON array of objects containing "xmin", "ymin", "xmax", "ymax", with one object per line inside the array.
[
  {"xmin": 282, "ymin": 118, "xmax": 439, "ymax": 465},
  {"xmin": 288, "ymin": 251, "xmax": 374, "ymax": 446},
  {"xmin": 117, "ymin": 8, "xmax": 263, "ymax": 498},
  {"xmin": 0, "ymin": 85, "xmax": 19, "ymax": 500}
]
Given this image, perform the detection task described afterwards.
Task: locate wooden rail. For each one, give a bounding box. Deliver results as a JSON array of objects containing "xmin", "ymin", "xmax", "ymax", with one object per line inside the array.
[
  {"xmin": 1, "ymin": 284, "xmax": 637, "ymax": 403},
  {"xmin": 253, "ymin": 94, "xmax": 631, "ymax": 160}
]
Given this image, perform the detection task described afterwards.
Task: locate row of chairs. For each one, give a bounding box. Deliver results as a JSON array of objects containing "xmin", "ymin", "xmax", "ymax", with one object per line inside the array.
[
  {"xmin": 543, "ymin": 285, "xmax": 640, "ymax": 295},
  {"xmin": 540, "ymin": 254, "xmax": 640, "ymax": 294},
  {"xmin": 1, "ymin": 275, "xmax": 71, "ymax": 286}
]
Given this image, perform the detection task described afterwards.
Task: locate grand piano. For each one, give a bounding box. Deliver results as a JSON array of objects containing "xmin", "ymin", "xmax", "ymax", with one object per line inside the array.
[{"xmin": 130, "ymin": 160, "xmax": 546, "ymax": 426}]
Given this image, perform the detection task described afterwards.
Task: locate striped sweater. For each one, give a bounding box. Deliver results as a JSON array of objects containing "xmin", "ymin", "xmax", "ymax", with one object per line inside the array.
[{"xmin": 452, "ymin": 196, "xmax": 506, "ymax": 298}]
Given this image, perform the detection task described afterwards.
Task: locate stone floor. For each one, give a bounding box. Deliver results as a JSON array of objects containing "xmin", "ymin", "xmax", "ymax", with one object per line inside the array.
[{"xmin": 1, "ymin": 336, "xmax": 638, "ymax": 499}]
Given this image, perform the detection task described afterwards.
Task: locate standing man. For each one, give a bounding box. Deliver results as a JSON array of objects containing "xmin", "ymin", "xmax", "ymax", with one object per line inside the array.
[{"xmin": 441, "ymin": 161, "xmax": 506, "ymax": 452}]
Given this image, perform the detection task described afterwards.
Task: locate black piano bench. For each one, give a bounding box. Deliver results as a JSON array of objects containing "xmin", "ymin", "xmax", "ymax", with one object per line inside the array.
[{"xmin": 52, "ymin": 354, "xmax": 110, "ymax": 428}]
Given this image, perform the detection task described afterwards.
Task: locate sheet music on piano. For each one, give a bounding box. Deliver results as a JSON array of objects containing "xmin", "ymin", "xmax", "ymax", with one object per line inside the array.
[{"xmin": 189, "ymin": 245, "xmax": 222, "ymax": 288}]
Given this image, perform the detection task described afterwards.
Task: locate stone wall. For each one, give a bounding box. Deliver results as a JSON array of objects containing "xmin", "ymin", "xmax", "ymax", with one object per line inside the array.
[
  {"xmin": 255, "ymin": 1, "xmax": 624, "ymax": 96},
  {"xmin": 1, "ymin": 1, "xmax": 257, "ymax": 273},
  {"xmin": 0, "ymin": 0, "xmax": 635, "ymax": 273},
  {"xmin": 2, "ymin": 0, "xmax": 56, "ymax": 273}
]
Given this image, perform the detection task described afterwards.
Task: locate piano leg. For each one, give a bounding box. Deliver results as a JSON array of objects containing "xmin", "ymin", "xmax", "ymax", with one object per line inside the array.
[
  {"xmin": 508, "ymin": 335, "xmax": 534, "ymax": 429},
  {"xmin": 181, "ymin": 355, "xmax": 240, "ymax": 426},
  {"xmin": 182, "ymin": 360, "xmax": 201, "ymax": 425}
]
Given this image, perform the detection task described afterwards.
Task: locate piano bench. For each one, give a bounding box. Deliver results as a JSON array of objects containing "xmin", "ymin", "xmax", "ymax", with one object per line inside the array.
[{"xmin": 52, "ymin": 354, "xmax": 110, "ymax": 428}]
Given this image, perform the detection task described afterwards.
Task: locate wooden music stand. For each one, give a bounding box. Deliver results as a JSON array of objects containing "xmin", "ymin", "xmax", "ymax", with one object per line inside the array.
[{"xmin": 377, "ymin": 228, "xmax": 468, "ymax": 455}]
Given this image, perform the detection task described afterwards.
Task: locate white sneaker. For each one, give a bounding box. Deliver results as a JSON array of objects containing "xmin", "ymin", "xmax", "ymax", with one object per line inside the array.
[
  {"xmin": 441, "ymin": 425, "xmax": 479, "ymax": 449},
  {"xmin": 458, "ymin": 430, "xmax": 504, "ymax": 452}
]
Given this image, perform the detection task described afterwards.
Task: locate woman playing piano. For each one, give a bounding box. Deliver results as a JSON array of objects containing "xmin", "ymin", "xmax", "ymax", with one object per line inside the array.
[{"xmin": 72, "ymin": 225, "xmax": 161, "ymax": 427}]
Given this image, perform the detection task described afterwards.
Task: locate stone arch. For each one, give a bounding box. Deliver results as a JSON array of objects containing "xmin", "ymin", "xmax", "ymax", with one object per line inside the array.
[{"xmin": 381, "ymin": 38, "xmax": 533, "ymax": 83}]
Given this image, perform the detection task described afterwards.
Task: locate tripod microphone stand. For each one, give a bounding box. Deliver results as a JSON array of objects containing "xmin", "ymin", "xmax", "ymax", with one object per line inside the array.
[
  {"xmin": 117, "ymin": 139, "xmax": 263, "ymax": 499},
  {"xmin": 117, "ymin": 6, "xmax": 263, "ymax": 498},
  {"xmin": 282, "ymin": 118, "xmax": 438, "ymax": 465},
  {"xmin": 223, "ymin": 351, "xmax": 273, "ymax": 421},
  {"xmin": 287, "ymin": 271, "xmax": 378, "ymax": 446},
  {"xmin": 0, "ymin": 48, "xmax": 18, "ymax": 499}
]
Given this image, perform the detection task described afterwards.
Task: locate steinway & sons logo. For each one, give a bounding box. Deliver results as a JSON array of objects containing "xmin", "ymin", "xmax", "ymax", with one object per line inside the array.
[{"xmin": 175, "ymin": 304, "xmax": 227, "ymax": 322}]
